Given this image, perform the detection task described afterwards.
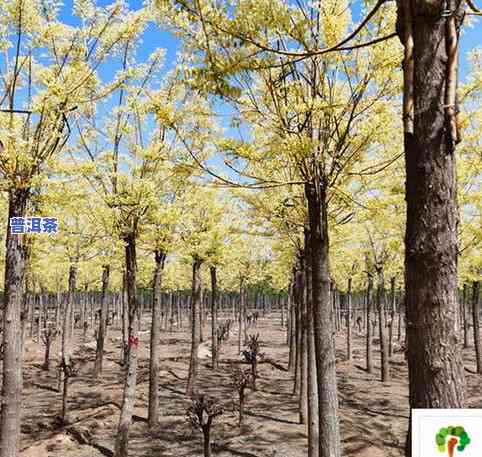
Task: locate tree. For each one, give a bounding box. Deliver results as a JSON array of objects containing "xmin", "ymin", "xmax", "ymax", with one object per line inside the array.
[
  {"xmin": 186, "ymin": 395, "xmax": 224, "ymax": 457},
  {"xmin": 0, "ymin": 0, "xmax": 145, "ymax": 452},
  {"xmin": 472, "ymin": 281, "xmax": 481, "ymax": 374},
  {"xmin": 94, "ymin": 265, "xmax": 110, "ymax": 377},
  {"xmin": 397, "ymin": 4, "xmax": 469, "ymax": 451},
  {"xmin": 179, "ymin": 187, "xmax": 227, "ymax": 396}
]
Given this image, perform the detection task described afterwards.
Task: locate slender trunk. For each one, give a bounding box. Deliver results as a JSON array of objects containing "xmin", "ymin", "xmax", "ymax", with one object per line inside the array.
[
  {"xmin": 186, "ymin": 256, "xmax": 202, "ymax": 397},
  {"xmin": 210, "ymin": 266, "xmax": 218, "ymax": 370},
  {"xmin": 462, "ymin": 284, "xmax": 469, "ymax": 348},
  {"xmin": 388, "ymin": 278, "xmax": 396, "ymax": 359},
  {"xmin": 28, "ymin": 292, "xmax": 34, "ymax": 338},
  {"xmin": 55, "ymin": 290, "xmax": 61, "ymax": 331},
  {"xmin": 37, "ymin": 293, "xmax": 43, "ymax": 343},
  {"xmin": 288, "ymin": 282, "xmax": 296, "ymax": 371},
  {"xmin": 238, "ymin": 280, "xmax": 244, "ymax": 355},
  {"xmin": 472, "ymin": 281, "xmax": 481, "ymax": 374},
  {"xmin": 292, "ymin": 269, "xmax": 302, "ymax": 396},
  {"xmin": 202, "ymin": 426, "xmax": 211, "ymax": 457},
  {"xmin": 61, "ymin": 262, "xmax": 77, "ymax": 423},
  {"xmin": 299, "ymin": 259, "xmax": 308, "ymax": 424},
  {"xmin": 148, "ymin": 250, "xmax": 166, "ymax": 428},
  {"xmin": 376, "ymin": 269, "xmax": 390, "ymax": 382},
  {"xmin": 121, "ymin": 271, "xmax": 128, "ymax": 365},
  {"xmin": 346, "ymin": 277, "xmax": 352, "ymax": 363},
  {"xmin": 366, "ymin": 277, "xmax": 374, "ymax": 374},
  {"xmin": 304, "ymin": 227, "xmax": 319, "ymax": 457},
  {"xmin": 305, "ymin": 182, "xmax": 340, "ymax": 457},
  {"xmin": 94, "ymin": 265, "xmax": 110, "ymax": 378},
  {"xmin": 114, "ymin": 234, "xmax": 140, "ymax": 457},
  {"xmin": 0, "ymin": 188, "xmax": 28, "ymax": 457},
  {"xmin": 43, "ymin": 340, "xmax": 51, "ymax": 370},
  {"xmin": 397, "ymin": 291, "xmax": 403, "ymax": 342},
  {"xmin": 239, "ymin": 390, "xmax": 244, "ymax": 427},
  {"xmin": 243, "ymin": 289, "xmax": 248, "ymax": 344},
  {"xmin": 176, "ymin": 292, "xmax": 181, "ymax": 328},
  {"xmin": 281, "ymin": 294, "xmax": 285, "ymax": 327}
]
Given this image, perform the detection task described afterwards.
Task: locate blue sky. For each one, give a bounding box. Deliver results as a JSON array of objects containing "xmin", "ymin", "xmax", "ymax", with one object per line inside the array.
[
  {"xmin": 57, "ymin": 0, "xmax": 480, "ymax": 82},
  {"xmin": 55, "ymin": 0, "xmax": 481, "ymax": 181}
]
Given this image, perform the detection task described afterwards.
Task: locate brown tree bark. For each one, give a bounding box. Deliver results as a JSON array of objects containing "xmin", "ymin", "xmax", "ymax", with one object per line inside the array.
[
  {"xmin": 298, "ymin": 257, "xmax": 308, "ymax": 424},
  {"xmin": 304, "ymin": 227, "xmax": 319, "ymax": 457},
  {"xmin": 388, "ymin": 277, "xmax": 396, "ymax": 359},
  {"xmin": 462, "ymin": 283, "xmax": 469, "ymax": 348},
  {"xmin": 121, "ymin": 270, "xmax": 129, "ymax": 365},
  {"xmin": 237, "ymin": 279, "xmax": 244, "ymax": 355},
  {"xmin": 472, "ymin": 281, "xmax": 481, "ymax": 374},
  {"xmin": 148, "ymin": 250, "xmax": 166, "ymax": 428},
  {"xmin": 114, "ymin": 234, "xmax": 140, "ymax": 457},
  {"xmin": 61, "ymin": 261, "xmax": 78, "ymax": 424},
  {"xmin": 210, "ymin": 266, "xmax": 219, "ymax": 370},
  {"xmin": 287, "ymin": 281, "xmax": 296, "ymax": 372},
  {"xmin": 397, "ymin": 2, "xmax": 467, "ymax": 454},
  {"xmin": 94, "ymin": 265, "xmax": 110, "ymax": 378},
  {"xmin": 376, "ymin": 269, "xmax": 390, "ymax": 383},
  {"xmin": 346, "ymin": 277, "xmax": 353, "ymax": 364},
  {"xmin": 305, "ymin": 182, "xmax": 340, "ymax": 457},
  {"xmin": 397, "ymin": 291, "xmax": 403, "ymax": 342},
  {"xmin": 292, "ymin": 266, "xmax": 302, "ymax": 397},
  {"xmin": 0, "ymin": 188, "xmax": 29, "ymax": 457},
  {"xmin": 366, "ymin": 276, "xmax": 374, "ymax": 374},
  {"xmin": 186, "ymin": 256, "xmax": 202, "ymax": 397}
]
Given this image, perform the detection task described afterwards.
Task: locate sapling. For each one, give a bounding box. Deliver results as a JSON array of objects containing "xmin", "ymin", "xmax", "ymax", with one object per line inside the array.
[
  {"xmin": 242, "ymin": 334, "xmax": 263, "ymax": 391},
  {"xmin": 231, "ymin": 367, "xmax": 253, "ymax": 428},
  {"xmin": 59, "ymin": 357, "xmax": 80, "ymax": 425},
  {"xmin": 41, "ymin": 325, "xmax": 58, "ymax": 371},
  {"xmin": 83, "ymin": 321, "xmax": 88, "ymax": 341},
  {"xmin": 186, "ymin": 395, "xmax": 224, "ymax": 457}
]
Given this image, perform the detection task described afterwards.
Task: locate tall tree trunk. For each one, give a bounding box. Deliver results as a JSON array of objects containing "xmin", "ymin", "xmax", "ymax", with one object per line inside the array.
[
  {"xmin": 281, "ymin": 294, "xmax": 285, "ymax": 327},
  {"xmin": 305, "ymin": 182, "xmax": 340, "ymax": 457},
  {"xmin": 114, "ymin": 234, "xmax": 140, "ymax": 457},
  {"xmin": 37, "ymin": 293, "xmax": 44, "ymax": 343},
  {"xmin": 0, "ymin": 188, "xmax": 29, "ymax": 457},
  {"xmin": 238, "ymin": 280, "xmax": 244, "ymax": 355},
  {"xmin": 472, "ymin": 281, "xmax": 481, "ymax": 374},
  {"xmin": 462, "ymin": 284, "xmax": 469, "ymax": 348},
  {"xmin": 121, "ymin": 271, "xmax": 128, "ymax": 365},
  {"xmin": 376, "ymin": 269, "xmax": 390, "ymax": 383},
  {"xmin": 242, "ymin": 289, "xmax": 248, "ymax": 344},
  {"xmin": 210, "ymin": 266, "xmax": 219, "ymax": 370},
  {"xmin": 299, "ymin": 258, "xmax": 308, "ymax": 424},
  {"xmin": 398, "ymin": 2, "xmax": 467, "ymax": 454},
  {"xmin": 292, "ymin": 268, "xmax": 302, "ymax": 397},
  {"xmin": 397, "ymin": 291, "xmax": 403, "ymax": 342},
  {"xmin": 148, "ymin": 250, "xmax": 166, "ymax": 428},
  {"xmin": 304, "ymin": 228, "xmax": 319, "ymax": 457},
  {"xmin": 366, "ymin": 276, "xmax": 374, "ymax": 374},
  {"xmin": 186, "ymin": 256, "xmax": 202, "ymax": 397},
  {"xmin": 199, "ymin": 289, "xmax": 204, "ymax": 343},
  {"xmin": 388, "ymin": 278, "xmax": 396, "ymax": 359},
  {"xmin": 288, "ymin": 282, "xmax": 296, "ymax": 372},
  {"xmin": 61, "ymin": 262, "xmax": 77, "ymax": 423},
  {"xmin": 94, "ymin": 265, "xmax": 110, "ymax": 378},
  {"xmin": 55, "ymin": 290, "xmax": 61, "ymax": 331},
  {"xmin": 346, "ymin": 277, "xmax": 353, "ymax": 364}
]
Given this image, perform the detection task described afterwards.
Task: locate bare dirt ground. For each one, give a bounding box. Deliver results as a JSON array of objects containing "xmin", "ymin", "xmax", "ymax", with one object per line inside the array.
[{"xmin": 19, "ymin": 314, "xmax": 482, "ymax": 457}]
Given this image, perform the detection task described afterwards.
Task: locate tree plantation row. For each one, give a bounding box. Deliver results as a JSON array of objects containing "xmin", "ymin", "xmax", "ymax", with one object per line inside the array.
[{"xmin": 0, "ymin": 1, "xmax": 481, "ymax": 457}]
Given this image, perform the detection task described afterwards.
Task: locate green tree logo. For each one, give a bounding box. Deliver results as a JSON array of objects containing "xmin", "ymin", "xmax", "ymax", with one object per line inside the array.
[{"xmin": 435, "ymin": 426, "xmax": 471, "ymax": 457}]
